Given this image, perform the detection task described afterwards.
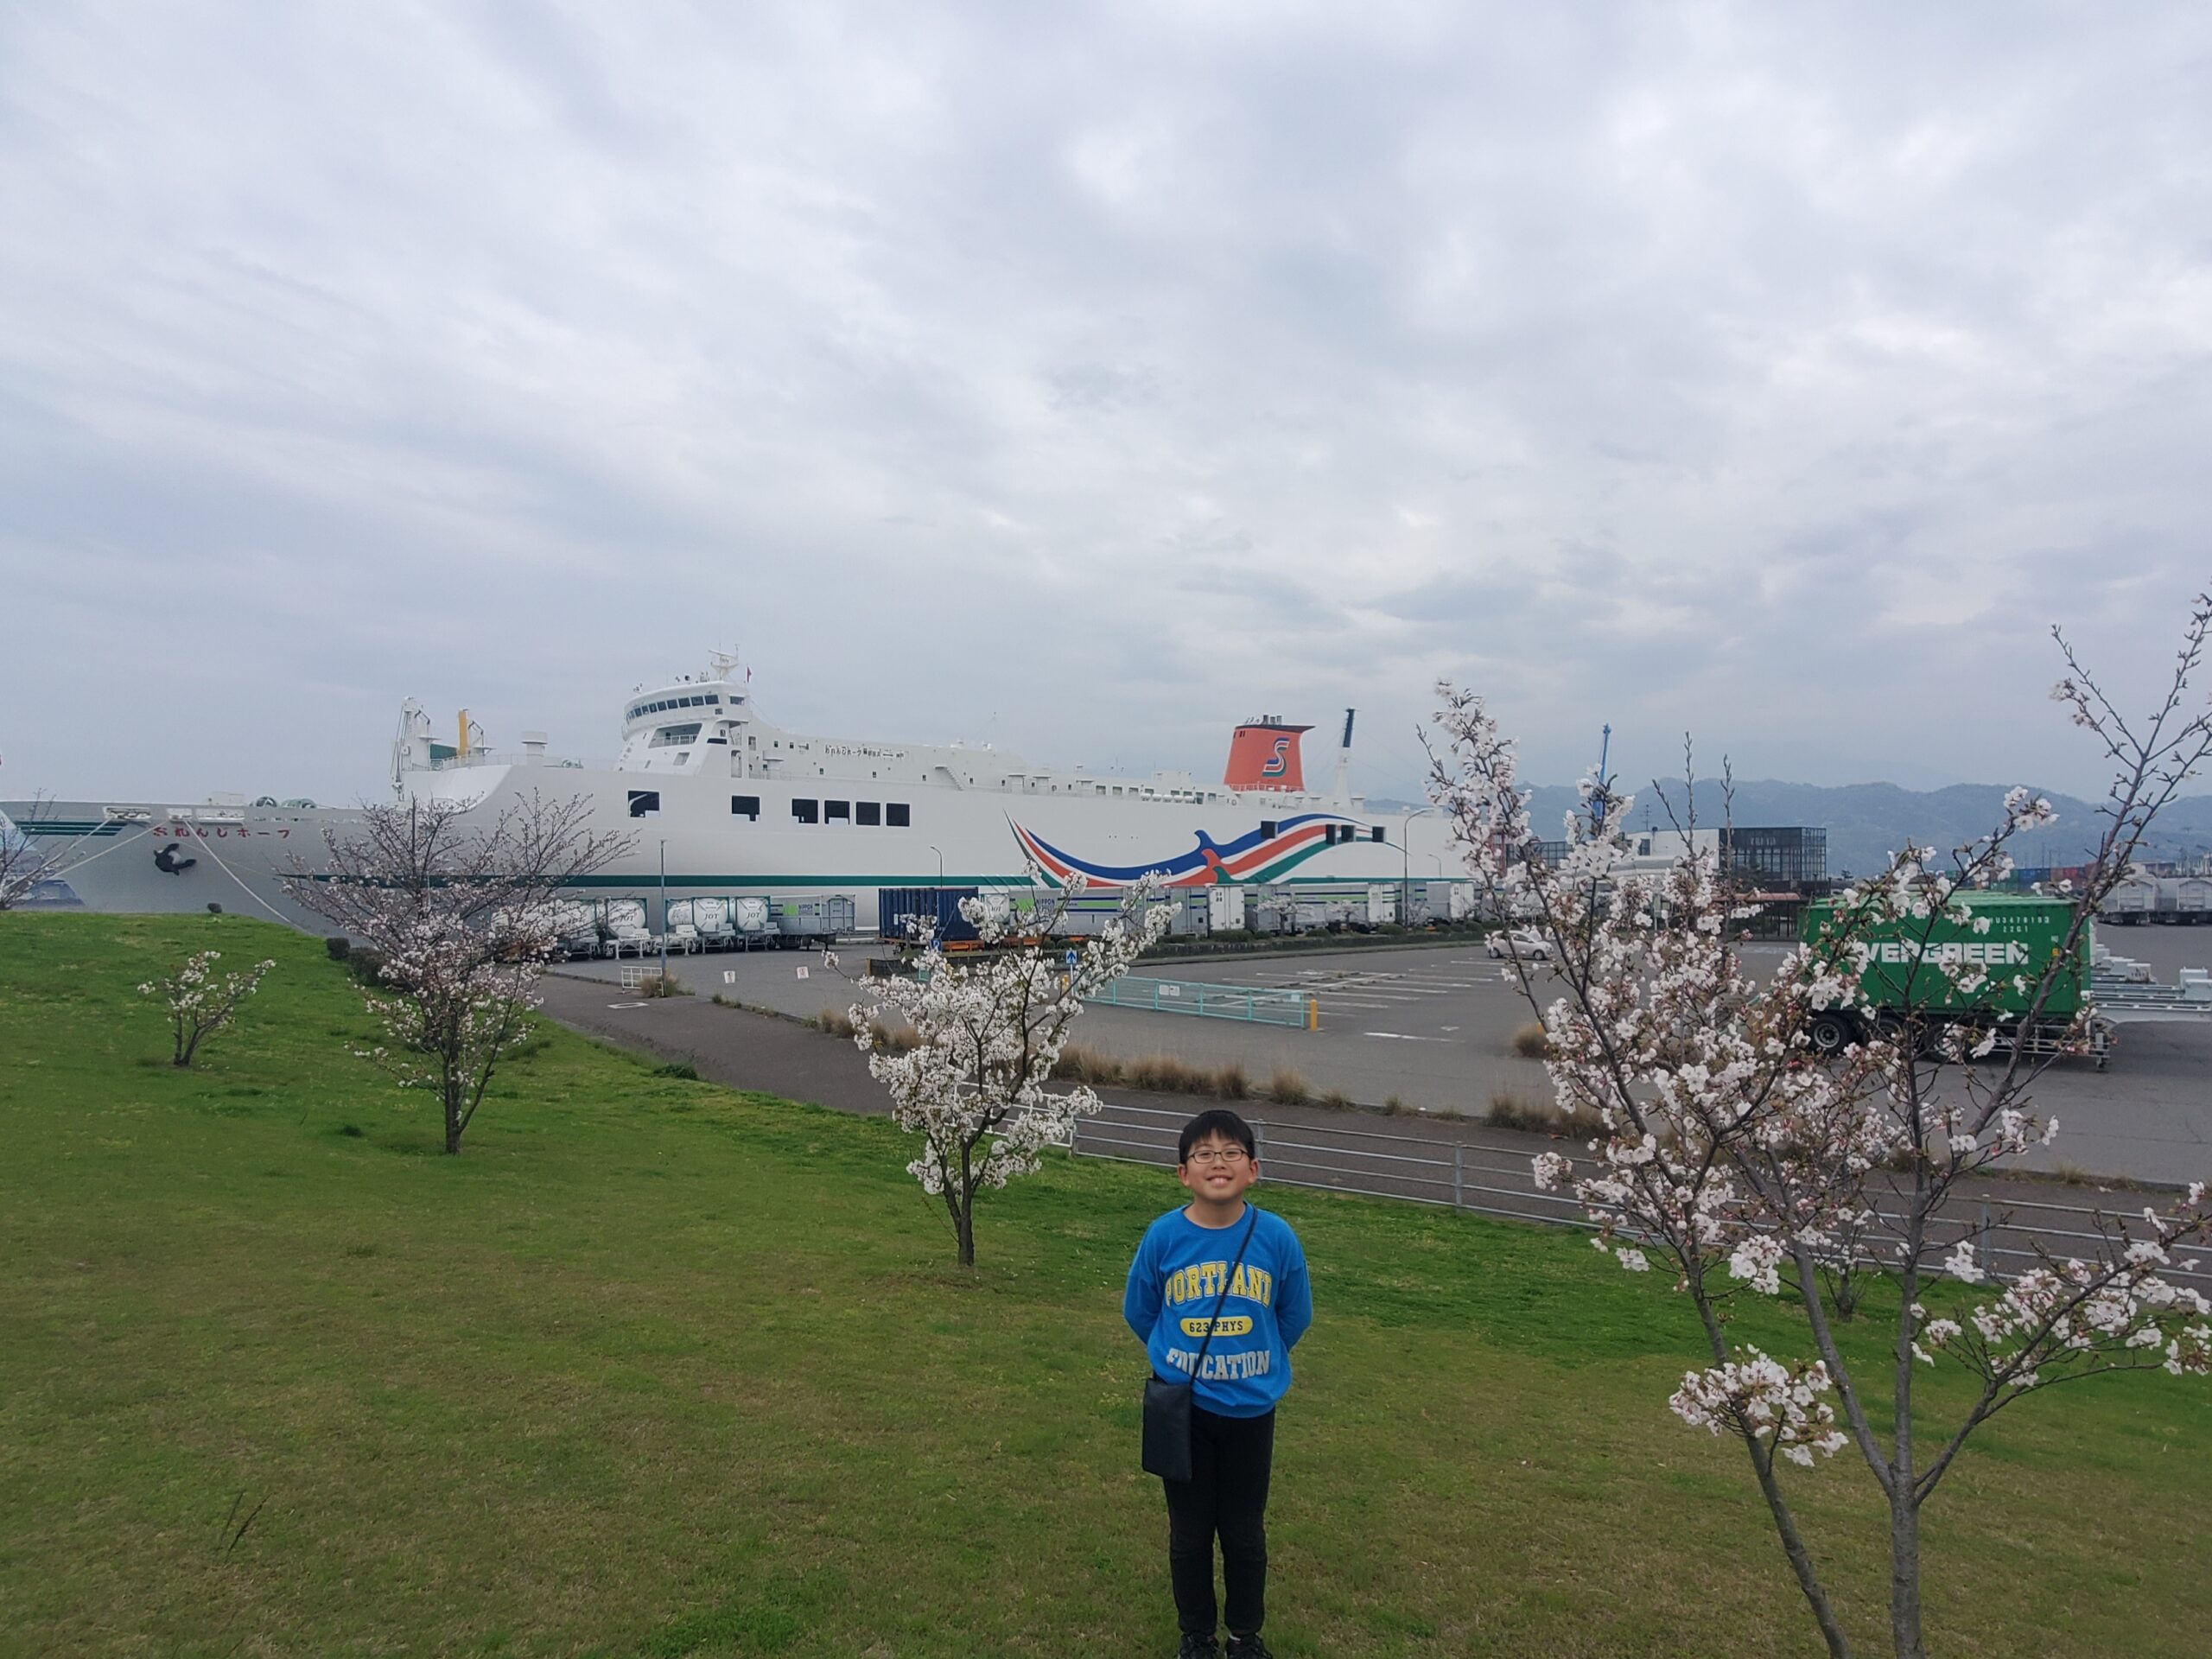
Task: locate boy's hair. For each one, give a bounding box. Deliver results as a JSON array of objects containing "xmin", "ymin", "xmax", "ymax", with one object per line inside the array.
[{"xmin": 1178, "ymin": 1108, "xmax": 1256, "ymax": 1164}]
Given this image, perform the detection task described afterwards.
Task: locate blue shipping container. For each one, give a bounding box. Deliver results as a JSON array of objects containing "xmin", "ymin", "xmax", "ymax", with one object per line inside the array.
[{"xmin": 879, "ymin": 887, "xmax": 983, "ymax": 945}]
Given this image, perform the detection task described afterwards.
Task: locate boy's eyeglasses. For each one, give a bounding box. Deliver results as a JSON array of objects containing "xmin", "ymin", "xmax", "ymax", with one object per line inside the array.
[{"xmin": 1185, "ymin": 1147, "xmax": 1250, "ymax": 1166}]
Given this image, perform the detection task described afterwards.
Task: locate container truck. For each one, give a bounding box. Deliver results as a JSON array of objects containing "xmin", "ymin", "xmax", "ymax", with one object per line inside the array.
[
  {"xmin": 1797, "ymin": 893, "xmax": 2100, "ymax": 1064},
  {"xmin": 2101, "ymin": 874, "xmax": 2158, "ymax": 925},
  {"xmin": 879, "ymin": 886, "xmax": 985, "ymax": 947},
  {"xmin": 773, "ymin": 894, "xmax": 856, "ymax": 947},
  {"xmin": 1206, "ymin": 885, "xmax": 1246, "ymax": 935}
]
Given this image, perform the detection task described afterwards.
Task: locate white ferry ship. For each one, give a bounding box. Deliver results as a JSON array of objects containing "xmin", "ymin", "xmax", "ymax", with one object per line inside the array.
[{"xmin": 3, "ymin": 657, "xmax": 1459, "ymax": 935}]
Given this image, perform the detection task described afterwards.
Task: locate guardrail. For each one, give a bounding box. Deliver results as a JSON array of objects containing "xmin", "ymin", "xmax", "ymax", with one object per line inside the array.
[
  {"xmin": 1087, "ymin": 974, "xmax": 1319, "ymax": 1028},
  {"xmin": 1070, "ymin": 1100, "xmax": 2210, "ymax": 1289}
]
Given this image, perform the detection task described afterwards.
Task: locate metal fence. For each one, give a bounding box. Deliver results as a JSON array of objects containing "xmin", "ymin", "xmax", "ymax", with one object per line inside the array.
[
  {"xmin": 1087, "ymin": 974, "xmax": 1317, "ymax": 1028},
  {"xmin": 1070, "ymin": 1100, "xmax": 2211, "ymax": 1289}
]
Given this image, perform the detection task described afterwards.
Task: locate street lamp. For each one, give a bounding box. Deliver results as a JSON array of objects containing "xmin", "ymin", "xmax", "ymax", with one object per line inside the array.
[
  {"xmin": 1399, "ymin": 805, "xmax": 1438, "ymax": 925},
  {"xmin": 658, "ymin": 839, "xmax": 669, "ymax": 982}
]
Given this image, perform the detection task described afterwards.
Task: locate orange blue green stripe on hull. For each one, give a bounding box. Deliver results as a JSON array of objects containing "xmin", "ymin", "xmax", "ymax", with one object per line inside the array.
[{"xmin": 1010, "ymin": 815, "xmax": 1355, "ymax": 887}]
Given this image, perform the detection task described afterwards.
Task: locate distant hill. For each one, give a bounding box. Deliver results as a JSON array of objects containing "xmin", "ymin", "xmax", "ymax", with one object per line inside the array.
[{"xmin": 1369, "ymin": 784, "xmax": 2212, "ymax": 880}]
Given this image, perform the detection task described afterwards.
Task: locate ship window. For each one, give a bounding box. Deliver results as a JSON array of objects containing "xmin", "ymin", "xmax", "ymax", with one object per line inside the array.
[
  {"xmin": 856, "ymin": 802, "xmax": 881, "ymax": 826},
  {"xmin": 826, "ymin": 800, "xmax": 850, "ymax": 822},
  {"xmin": 628, "ymin": 791, "xmax": 661, "ymax": 818},
  {"xmin": 732, "ymin": 795, "xmax": 760, "ymax": 820},
  {"xmin": 887, "ymin": 803, "xmax": 911, "ymax": 828},
  {"xmin": 792, "ymin": 798, "xmax": 819, "ymax": 823},
  {"xmin": 650, "ymin": 723, "xmax": 702, "ymax": 747},
  {"xmin": 1370, "ymin": 826, "xmax": 1385, "ymax": 843},
  {"xmin": 1260, "ymin": 821, "xmax": 1278, "ymax": 840}
]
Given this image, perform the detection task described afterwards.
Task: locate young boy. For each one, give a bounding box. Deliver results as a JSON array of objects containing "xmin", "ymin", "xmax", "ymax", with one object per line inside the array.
[{"xmin": 1123, "ymin": 1109, "xmax": 1312, "ymax": 1659}]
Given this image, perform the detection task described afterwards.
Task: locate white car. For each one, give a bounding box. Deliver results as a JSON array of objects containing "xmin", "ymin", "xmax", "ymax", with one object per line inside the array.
[{"xmin": 1485, "ymin": 928, "xmax": 1554, "ymax": 963}]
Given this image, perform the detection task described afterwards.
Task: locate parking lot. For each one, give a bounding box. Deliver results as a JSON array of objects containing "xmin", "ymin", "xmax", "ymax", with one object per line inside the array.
[{"xmin": 556, "ymin": 929, "xmax": 2212, "ymax": 1187}]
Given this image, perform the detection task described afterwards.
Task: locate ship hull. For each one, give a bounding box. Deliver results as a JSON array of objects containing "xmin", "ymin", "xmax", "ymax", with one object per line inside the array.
[{"xmin": 8, "ymin": 766, "xmax": 1461, "ymax": 934}]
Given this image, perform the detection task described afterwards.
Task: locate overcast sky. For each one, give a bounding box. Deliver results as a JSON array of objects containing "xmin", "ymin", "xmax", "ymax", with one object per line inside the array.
[{"xmin": 3, "ymin": 1, "xmax": 2209, "ymax": 808}]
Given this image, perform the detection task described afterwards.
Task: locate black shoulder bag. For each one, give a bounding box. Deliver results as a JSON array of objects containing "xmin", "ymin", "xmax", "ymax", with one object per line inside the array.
[{"xmin": 1141, "ymin": 1207, "xmax": 1262, "ymax": 1483}]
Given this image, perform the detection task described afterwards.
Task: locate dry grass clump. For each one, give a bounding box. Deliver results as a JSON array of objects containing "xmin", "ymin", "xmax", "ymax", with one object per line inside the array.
[
  {"xmin": 1484, "ymin": 1090, "xmax": 1580, "ymax": 1135},
  {"xmin": 1052, "ymin": 1046, "xmax": 1285, "ymax": 1103},
  {"xmin": 1510, "ymin": 1021, "xmax": 1552, "ymax": 1059},
  {"xmin": 811, "ymin": 1007, "xmax": 857, "ymax": 1038},
  {"xmin": 1266, "ymin": 1067, "xmax": 1310, "ymax": 1105},
  {"xmin": 1319, "ymin": 1087, "xmax": 1354, "ymax": 1109},
  {"xmin": 868, "ymin": 1017, "xmax": 919, "ymax": 1053},
  {"xmin": 1053, "ymin": 1042, "xmax": 1125, "ymax": 1085},
  {"xmin": 634, "ymin": 972, "xmax": 691, "ymax": 999},
  {"xmin": 1129, "ymin": 1053, "xmax": 1211, "ymax": 1094}
]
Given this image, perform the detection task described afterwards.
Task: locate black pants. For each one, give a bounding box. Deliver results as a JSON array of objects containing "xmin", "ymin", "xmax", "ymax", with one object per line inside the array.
[{"xmin": 1163, "ymin": 1402, "xmax": 1276, "ymax": 1638}]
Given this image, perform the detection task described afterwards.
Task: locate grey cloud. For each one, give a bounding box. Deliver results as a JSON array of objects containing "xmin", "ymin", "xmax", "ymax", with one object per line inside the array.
[{"xmin": 2, "ymin": 2, "xmax": 2209, "ymax": 807}]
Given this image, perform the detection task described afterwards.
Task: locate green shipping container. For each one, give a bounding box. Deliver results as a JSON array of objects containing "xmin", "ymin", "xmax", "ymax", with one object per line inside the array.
[{"xmin": 1798, "ymin": 893, "xmax": 2091, "ymax": 1021}]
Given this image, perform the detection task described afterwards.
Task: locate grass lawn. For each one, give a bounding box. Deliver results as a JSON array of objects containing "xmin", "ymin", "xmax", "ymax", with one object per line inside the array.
[{"xmin": 2, "ymin": 913, "xmax": 2206, "ymax": 1657}]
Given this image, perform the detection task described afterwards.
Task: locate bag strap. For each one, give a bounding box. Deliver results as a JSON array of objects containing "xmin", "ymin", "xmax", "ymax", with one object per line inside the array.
[{"xmin": 1187, "ymin": 1207, "xmax": 1263, "ymax": 1378}]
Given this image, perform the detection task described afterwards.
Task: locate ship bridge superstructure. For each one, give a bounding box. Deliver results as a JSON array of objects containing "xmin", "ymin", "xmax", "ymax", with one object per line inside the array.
[{"xmin": 592, "ymin": 660, "xmax": 1363, "ymax": 811}]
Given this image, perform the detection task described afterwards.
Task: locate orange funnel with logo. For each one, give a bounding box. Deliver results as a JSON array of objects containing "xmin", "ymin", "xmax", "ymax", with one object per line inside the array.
[{"xmin": 1224, "ymin": 717, "xmax": 1312, "ymax": 791}]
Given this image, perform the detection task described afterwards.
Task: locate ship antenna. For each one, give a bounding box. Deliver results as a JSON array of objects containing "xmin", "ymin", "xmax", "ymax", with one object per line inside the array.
[{"xmin": 1333, "ymin": 708, "xmax": 1357, "ymax": 803}]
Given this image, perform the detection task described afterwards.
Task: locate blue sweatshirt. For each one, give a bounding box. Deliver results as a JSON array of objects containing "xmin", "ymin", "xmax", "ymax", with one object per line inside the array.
[{"xmin": 1123, "ymin": 1204, "xmax": 1312, "ymax": 1418}]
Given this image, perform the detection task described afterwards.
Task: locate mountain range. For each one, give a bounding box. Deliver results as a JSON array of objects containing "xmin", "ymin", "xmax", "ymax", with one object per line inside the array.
[{"xmin": 1370, "ymin": 783, "xmax": 2212, "ymax": 880}]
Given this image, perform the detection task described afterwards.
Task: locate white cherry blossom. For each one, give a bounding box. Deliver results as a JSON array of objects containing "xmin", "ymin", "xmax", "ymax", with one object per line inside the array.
[
  {"xmin": 849, "ymin": 869, "xmax": 1171, "ymax": 1266},
  {"xmin": 138, "ymin": 948, "xmax": 275, "ymax": 1066}
]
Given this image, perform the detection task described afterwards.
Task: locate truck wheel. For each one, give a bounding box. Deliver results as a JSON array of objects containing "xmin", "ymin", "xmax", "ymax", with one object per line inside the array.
[
  {"xmin": 1874, "ymin": 1013, "xmax": 1918, "ymax": 1054},
  {"xmin": 1808, "ymin": 1012, "xmax": 1853, "ymax": 1054}
]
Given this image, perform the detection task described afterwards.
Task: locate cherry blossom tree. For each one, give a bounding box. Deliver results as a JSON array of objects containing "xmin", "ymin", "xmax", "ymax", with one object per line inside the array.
[
  {"xmin": 1433, "ymin": 594, "xmax": 2212, "ymax": 1659},
  {"xmin": 138, "ymin": 949, "xmax": 276, "ymax": 1066},
  {"xmin": 0, "ymin": 813, "xmax": 59, "ymax": 910},
  {"xmin": 848, "ymin": 873, "xmax": 1172, "ymax": 1266},
  {"xmin": 284, "ymin": 793, "xmax": 630, "ymax": 1154}
]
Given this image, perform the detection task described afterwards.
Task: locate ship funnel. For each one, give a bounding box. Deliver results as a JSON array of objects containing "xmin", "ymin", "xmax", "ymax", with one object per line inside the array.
[{"xmin": 1224, "ymin": 715, "xmax": 1313, "ymax": 792}]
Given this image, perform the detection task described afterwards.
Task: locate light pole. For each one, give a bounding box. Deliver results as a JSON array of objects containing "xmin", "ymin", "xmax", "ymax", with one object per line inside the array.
[
  {"xmin": 1399, "ymin": 805, "xmax": 1437, "ymax": 925},
  {"xmin": 658, "ymin": 839, "xmax": 669, "ymax": 981}
]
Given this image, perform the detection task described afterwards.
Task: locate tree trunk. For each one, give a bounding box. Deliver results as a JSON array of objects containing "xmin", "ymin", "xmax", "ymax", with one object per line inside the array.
[
  {"xmin": 1743, "ymin": 1435, "xmax": 1855, "ymax": 1659},
  {"xmin": 955, "ymin": 1150, "xmax": 976, "ymax": 1267},
  {"xmin": 1891, "ymin": 1162, "xmax": 1927, "ymax": 1658},
  {"xmin": 1890, "ymin": 1491, "xmax": 1923, "ymax": 1659},
  {"xmin": 444, "ymin": 1072, "xmax": 465, "ymax": 1154}
]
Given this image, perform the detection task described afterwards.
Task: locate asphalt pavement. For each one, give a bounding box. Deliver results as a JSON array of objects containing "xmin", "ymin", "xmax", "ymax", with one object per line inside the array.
[
  {"xmin": 537, "ymin": 966, "xmax": 2208, "ymax": 1293},
  {"xmin": 554, "ymin": 932, "xmax": 2212, "ymax": 1185}
]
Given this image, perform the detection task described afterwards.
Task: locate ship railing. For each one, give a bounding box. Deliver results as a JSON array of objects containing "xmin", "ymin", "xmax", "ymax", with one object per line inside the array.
[{"xmin": 423, "ymin": 751, "xmax": 616, "ymax": 772}]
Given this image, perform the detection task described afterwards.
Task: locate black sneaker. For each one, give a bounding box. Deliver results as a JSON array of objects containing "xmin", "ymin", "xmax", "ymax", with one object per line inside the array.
[
  {"xmin": 1226, "ymin": 1636, "xmax": 1274, "ymax": 1659},
  {"xmin": 1176, "ymin": 1636, "xmax": 1220, "ymax": 1659}
]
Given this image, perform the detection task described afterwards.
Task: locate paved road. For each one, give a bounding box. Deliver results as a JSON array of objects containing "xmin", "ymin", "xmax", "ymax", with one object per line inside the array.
[
  {"xmin": 558, "ymin": 934, "xmax": 2212, "ymax": 1186},
  {"xmin": 537, "ymin": 972, "xmax": 2207, "ymax": 1293}
]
